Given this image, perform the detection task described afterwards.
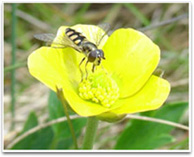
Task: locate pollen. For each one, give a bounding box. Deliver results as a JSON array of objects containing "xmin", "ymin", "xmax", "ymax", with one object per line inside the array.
[{"xmin": 78, "ymin": 70, "xmax": 119, "ymax": 108}]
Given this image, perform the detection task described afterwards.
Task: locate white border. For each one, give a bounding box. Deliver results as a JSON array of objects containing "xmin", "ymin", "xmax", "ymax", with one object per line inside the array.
[
  {"xmin": 1, "ymin": 0, "xmax": 192, "ymax": 154},
  {"xmin": 1, "ymin": 0, "xmax": 193, "ymax": 3}
]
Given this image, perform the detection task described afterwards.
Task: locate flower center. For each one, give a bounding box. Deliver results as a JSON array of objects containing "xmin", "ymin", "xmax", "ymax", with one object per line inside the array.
[{"xmin": 78, "ymin": 70, "xmax": 119, "ymax": 108}]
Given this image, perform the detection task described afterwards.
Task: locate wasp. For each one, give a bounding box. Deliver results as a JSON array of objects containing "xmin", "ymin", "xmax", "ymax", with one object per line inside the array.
[{"xmin": 34, "ymin": 24, "xmax": 110, "ymax": 79}]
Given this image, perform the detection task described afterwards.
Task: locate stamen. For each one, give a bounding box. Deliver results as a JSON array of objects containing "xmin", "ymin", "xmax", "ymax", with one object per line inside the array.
[{"xmin": 78, "ymin": 70, "xmax": 119, "ymax": 108}]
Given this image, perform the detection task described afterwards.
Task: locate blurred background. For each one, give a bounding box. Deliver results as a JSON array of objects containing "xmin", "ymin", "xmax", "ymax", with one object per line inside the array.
[{"xmin": 4, "ymin": 3, "xmax": 189, "ymax": 150}]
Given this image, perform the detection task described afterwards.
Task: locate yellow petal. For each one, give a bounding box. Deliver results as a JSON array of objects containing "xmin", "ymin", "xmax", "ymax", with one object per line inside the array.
[
  {"xmin": 27, "ymin": 47, "xmax": 110, "ymax": 116},
  {"xmin": 110, "ymin": 75, "xmax": 171, "ymax": 115},
  {"xmin": 28, "ymin": 47, "xmax": 80, "ymax": 90},
  {"xmin": 102, "ymin": 28, "xmax": 160, "ymax": 98}
]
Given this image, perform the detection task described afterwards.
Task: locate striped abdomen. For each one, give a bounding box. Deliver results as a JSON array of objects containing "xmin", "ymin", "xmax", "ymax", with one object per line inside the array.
[{"xmin": 65, "ymin": 28, "xmax": 86, "ymax": 46}]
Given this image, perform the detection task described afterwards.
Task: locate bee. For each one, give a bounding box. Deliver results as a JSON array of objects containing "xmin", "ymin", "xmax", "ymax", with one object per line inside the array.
[{"xmin": 34, "ymin": 24, "xmax": 110, "ymax": 79}]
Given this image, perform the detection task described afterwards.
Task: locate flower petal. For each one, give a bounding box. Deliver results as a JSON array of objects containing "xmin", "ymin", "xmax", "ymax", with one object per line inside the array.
[
  {"xmin": 110, "ymin": 75, "xmax": 171, "ymax": 115},
  {"xmin": 28, "ymin": 47, "xmax": 81, "ymax": 90},
  {"xmin": 102, "ymin": 28, "xmax": 160, "ymax": 98},
  {"xmin": 28, "ymin": 47, "xmax": 110, "ymax": 116}
]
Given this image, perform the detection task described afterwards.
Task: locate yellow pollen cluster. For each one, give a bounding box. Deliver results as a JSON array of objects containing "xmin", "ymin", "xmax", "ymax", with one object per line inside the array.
[{"xmin": 79, "ymin": 71, "xmax": 119, "ymax": 108}]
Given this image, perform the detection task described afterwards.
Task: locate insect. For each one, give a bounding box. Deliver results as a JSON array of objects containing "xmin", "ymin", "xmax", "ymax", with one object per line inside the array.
[{"xmin": 34, "ymin": 24, "xmax": 110, "ymax": 80}]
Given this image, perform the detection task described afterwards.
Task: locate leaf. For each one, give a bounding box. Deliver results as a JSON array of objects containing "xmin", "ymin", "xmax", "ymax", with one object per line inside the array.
[
  {"xmin": 115, "ymin": 102, "xmax": 188, "ymax": 149},
  {"xmin": 48, "ymin": 90, "xmax": 87, "ymax": 148},
  {"xmin": 55, "ymin": 138, "xmax": 73, "ymax": 149},
  {"xmin": 21, "ymin": 112, "xmax": 38, "ymax": 134},
  {"xmin": 12, "ymin": 112, "xmax": 54, "ymax": 149}
]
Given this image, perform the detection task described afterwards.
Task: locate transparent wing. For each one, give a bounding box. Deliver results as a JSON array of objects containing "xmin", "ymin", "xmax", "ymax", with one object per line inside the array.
[
  {"xmin": 34, "ymin": 33, "xmax": 56, "ymax": 43},
  {"xmin": 95, "ymin": 23, "xmax": 111, "ymax": 47},
  {"xmin": 34, "ymin": 33, "xmax": 82, "ymax": 52}
]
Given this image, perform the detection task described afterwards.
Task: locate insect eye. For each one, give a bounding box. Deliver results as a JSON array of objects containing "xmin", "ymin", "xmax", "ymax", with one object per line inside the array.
[{"xmin": 88, "ymin": 51, "xmax": 97, "ymax": 62}]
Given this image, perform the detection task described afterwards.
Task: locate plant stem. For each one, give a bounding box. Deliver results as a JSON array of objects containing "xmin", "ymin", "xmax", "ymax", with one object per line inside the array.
[
  {"xmin": 82, "ymin": 116, "xmax": 99, "ymax": 149},
  {"xmin": 56, "ymin": 88, "xmax": 78, "ymax": 149},
  {"xmin": 4, "ymin": 62, "xmax": 27, "ymax": 73},
  {"xmin": 138, "ymin": 13, "xmax": 188, "ymax": 32},
  {"xmin": 10, "ymin": 3, "xmax": 17, "ymax": 130}
]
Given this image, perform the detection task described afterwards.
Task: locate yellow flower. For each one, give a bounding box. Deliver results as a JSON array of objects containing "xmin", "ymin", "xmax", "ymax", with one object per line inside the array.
[{"xmin": 28, "ymin": 24, "xmax": 170, "ymax": 122}]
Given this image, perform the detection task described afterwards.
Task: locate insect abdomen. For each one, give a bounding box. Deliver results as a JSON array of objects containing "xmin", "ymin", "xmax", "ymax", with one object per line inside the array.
[{"xmin": 65, "ymin": 28, "xmax": 86, "ymax": 46}]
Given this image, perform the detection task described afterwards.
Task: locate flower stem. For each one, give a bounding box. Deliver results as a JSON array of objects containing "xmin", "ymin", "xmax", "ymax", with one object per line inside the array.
[
  {"xmin": 10, "ymin": 3, "xmax": 17, "ymax": 131},
  {"xmin": 82, "ymin": 116, "xmax": 99, "ymax": 149},
  {"xmin": 56, "ymin": 87, "xmax": 78, "ymax": 149}
]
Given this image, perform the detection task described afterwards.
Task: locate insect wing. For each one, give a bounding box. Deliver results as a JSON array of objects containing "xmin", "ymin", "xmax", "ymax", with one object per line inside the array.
[
  {"xmin": 95, "ymin": 23, "xmax": 111, "ymax": 47},
  {"xmin": 34, "ymin": 33, "xmax": 82, "ymax": 51},
  {"xmin": 34, "ymin": 33, "xmax": 66, "ymax": 47},
  {"xmin": 98, "ymin": 23, "xmax": 111, "ymax": 33},
  {"xmin": 52, "ymin": 33, "xmax": 83, "ymax": 51},
  {"xmin": 34, "ymin": 33, "xmax": 56, "ymax": 43}
]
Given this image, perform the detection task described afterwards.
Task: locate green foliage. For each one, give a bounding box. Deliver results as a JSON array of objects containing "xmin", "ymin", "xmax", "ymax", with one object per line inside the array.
[
  {"xmin": 11, "ymin": 91, "xmax": 87, "ymax": 150},
  {"xmin": 55, "ymin": 138, "xmax": 74, "ymax": 149},
  {"xmin": 21, "ymin": 112, "xmax": 38, "ymax": 134},
  {"xmin": 74, "ymin": 3, "xmax": 91, "ymax": 23},
  {"xmin": 115, "ymin": 102, "xmax": 188, "ymax": 149},
  {"xmin": 48, "ymin": 90, "xmax": 87, "ymax": 149},
  {"xmin": 170, "ymin": 137, "xmax": 189, "ymax": 150},
  {"xmin": 12, "ymin": 112, "xmax": 54, "ymax": 149},
  {"xmin": 124, "ymin": 3, "xmax": 150, "ymax": 26}
]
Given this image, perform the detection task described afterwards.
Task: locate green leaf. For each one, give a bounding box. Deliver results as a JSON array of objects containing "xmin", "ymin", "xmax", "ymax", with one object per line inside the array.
[
  {"xmin": 115, "ymin": 102, "xmax": 188, "ymax": 149},
  {"xmin": 21, "ymin": 112, "xmax": 38, "ymax": 133},
  {"xmin": 48, "ymin": 90, "xmax": 87, "ymax": 148},
  {"xmin": 12, "ymin": 112, "xmax": 54, "ymax": 149},
  {"xmin": 55, "ymin": 138, "xmax": 73, "ymax": 149}
]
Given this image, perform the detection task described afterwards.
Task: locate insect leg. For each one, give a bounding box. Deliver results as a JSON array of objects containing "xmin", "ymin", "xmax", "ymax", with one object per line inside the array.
[
  {"xmin": 79, "ymin": 57, "xmax": 86, "ymax": 81},
  {"xmin": 85, "ymin": 60, "xmax": 89, "ymax": 80},
  {"xmin": 92, "ymin": 64, "xmax": 96, "ymax": 72}
]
